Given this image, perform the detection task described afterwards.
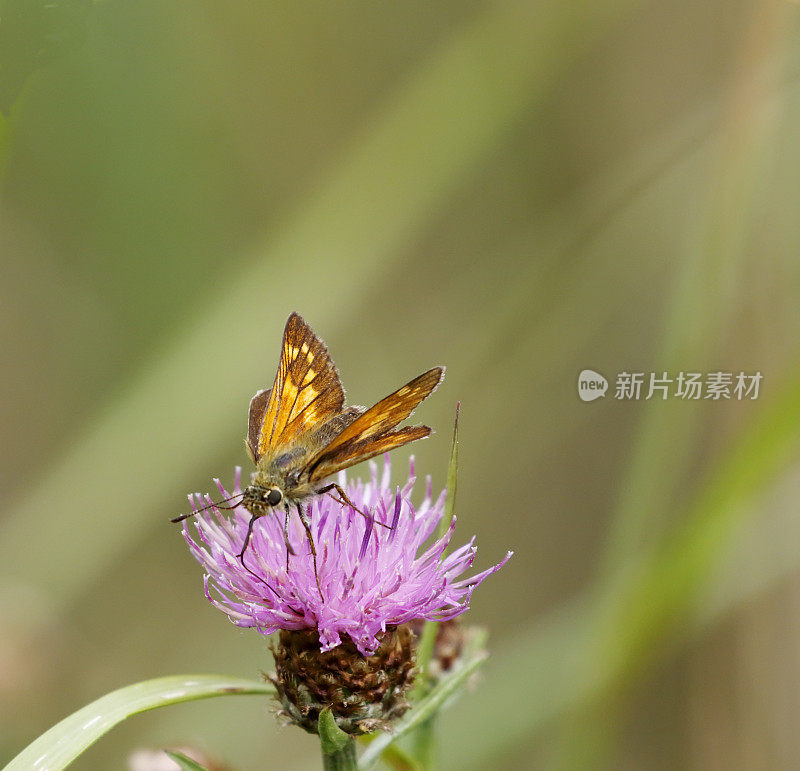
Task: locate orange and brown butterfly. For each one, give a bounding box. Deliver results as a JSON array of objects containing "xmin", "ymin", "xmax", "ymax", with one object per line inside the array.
[{"xmin": 175, "ymin": 312, "xmax": 444, "ymax": 594}]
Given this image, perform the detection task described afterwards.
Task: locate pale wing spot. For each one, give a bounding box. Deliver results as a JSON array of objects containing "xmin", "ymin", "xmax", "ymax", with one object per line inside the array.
[
  {"xmin": 300, "ymin": 342, "xmax": 310, "ymax": 355},
  {"xmin": 300, "ymin": 366, "xmax": 318, "ymax": 387},
  {"xmin": 396, "ymin": 386, "xmax": 411, "ymax": 396},
  {"xmin": 293, "ymin": 378, "xmax": 323, "ymax": 418}
]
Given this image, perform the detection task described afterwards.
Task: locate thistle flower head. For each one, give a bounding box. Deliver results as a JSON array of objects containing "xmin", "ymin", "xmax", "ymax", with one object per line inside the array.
[{"xmin": 182, "ymin": 456, "xmax": 511, "ymax": 657}]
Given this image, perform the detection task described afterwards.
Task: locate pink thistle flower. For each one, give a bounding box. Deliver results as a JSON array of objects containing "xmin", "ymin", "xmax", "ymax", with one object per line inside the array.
[{"xmin": 182, "ymin": 455, "xmax": 512, "ymax": 657}]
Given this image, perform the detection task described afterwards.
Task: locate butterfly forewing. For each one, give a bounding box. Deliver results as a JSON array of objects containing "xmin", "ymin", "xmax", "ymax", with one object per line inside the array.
[{"xmin": 257, "ymin": 313, "xmax": 346, "ymax": 457}]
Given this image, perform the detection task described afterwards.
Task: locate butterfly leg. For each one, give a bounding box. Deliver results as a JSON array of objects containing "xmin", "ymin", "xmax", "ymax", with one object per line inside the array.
[
  {"xmin": 236, "ymin": 514, "xmax": 280, "ymax": 599},
  {"xmin": 316, "ymin": 482, "xmax": 391, "ymax": 530},
  {"xmin": 238, "ymin": 513, "xmax": 259, "ymax": 564},
  {"xmin": 281, "ymin": 504, "xmax": 295, "ymax": 572},
  {"xmin": 295, "ymin": 502, "xmax": 323, "ymax": 601}
]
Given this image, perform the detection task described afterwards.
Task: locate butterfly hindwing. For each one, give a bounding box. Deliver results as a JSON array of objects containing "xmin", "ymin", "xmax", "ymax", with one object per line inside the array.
[
  {"xmin": 308, "ymin": 425, "xmax": 431, "ymax": 482},
  {"xmin": 304, "ymin": 366, "xmax": 444, "ymax": 481},
  {"xmin": 257, "ymin": 313, "xmax": 346, "ymax": 457},
  {"xmin": 247, "ymin": 388, "xmax": 271, "ymax": 461},
  {"xmin": 308, "ymin": 406, "xmax": 365, "ymax": 448}
]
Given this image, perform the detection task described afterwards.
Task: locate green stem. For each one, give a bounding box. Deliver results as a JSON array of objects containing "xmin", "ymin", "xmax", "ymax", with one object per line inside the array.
[
  {"xmin": 322, "ymin": 737, "xmax": 357, "ymax": 771},
  {"xmin": 410, "ymin": 717, "xmax": 436, "ymax": 769},
  {"xmin": 319, "ymin": 708, "xmax": 358, "ymax": 771}
]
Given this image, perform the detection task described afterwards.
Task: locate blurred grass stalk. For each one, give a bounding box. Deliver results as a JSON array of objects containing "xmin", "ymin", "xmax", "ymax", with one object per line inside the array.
[
  {"xmin": 554, "ymin": 3, "xmax": 798, "ymax": 766},
  {"xmin": 600, "ymin": 0, "xmax": 795, "ymax": 577},
  {"xmin": 438, "ymin": 6, "xmax": 800, "ymax": 769},
  {"xmin": 0, "ymin": 0, "xmax": 640, "ymax": 622},
  {"xmin": 7, "ymin": 0, "xmax": 798, "ymax": 768},
  {"xmin": 440, "ymin": 375, "xmax": 800, "ymax": 768},
  {"xmin": 439, "ymin": 306, "xmax": 800, "ymax": 768}
]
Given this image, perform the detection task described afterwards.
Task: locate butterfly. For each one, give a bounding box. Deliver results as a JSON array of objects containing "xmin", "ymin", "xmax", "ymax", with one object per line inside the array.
[{"xmin": 175, "ymin": 312, "xmax": 444, "ymax": 598}]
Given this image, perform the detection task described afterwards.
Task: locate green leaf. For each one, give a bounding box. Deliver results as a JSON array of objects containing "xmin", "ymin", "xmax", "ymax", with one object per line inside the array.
[
  {"xmin": 5, "ymin": 674, "xmax": 274, "ymax": 771},
  {"xmin": 412, "ymin": 403, "xmax": 461, "ymax": 701},
  {"xmin": 442, "ymin": 401, "xmax": 460, "ymax": 531},
  {"xmin": 359, "ymin": 648, "xmax": 488, "ymax": 769},
  {"xmin": 164, "ymin": 750, "xmax": 210, "ymax": 771}
]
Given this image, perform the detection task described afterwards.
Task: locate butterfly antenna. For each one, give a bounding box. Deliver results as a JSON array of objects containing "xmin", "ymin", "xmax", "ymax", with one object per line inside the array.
[{"xmin": 170, "ymin": 493, "xmax": 245, "ymax": 523}]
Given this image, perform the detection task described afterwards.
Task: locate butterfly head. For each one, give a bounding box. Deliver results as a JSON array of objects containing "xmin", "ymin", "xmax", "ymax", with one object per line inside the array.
[{"xmin": 242, "ymin": 483, "xmax": 284, "ymax": 516}]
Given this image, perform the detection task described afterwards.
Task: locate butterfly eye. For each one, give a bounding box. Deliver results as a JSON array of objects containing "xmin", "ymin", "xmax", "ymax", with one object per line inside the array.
[{"xmin": 265, "ymin": 488, "xmax": 283, "ymax": 506}]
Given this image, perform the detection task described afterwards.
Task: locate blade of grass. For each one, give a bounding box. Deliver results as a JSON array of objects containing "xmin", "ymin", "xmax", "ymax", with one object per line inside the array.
[
  {"xmin": 443, "ymin": 403, "xmax": 460, "ymax": 528},
  {"xmin": 164, "ymin": 750, "xmax": 210, "ymax": 771},
  {"xmin": 403, "ymin": 404, "xmax": 460, "ymax": 768},
  {"xmin": 5, "ymin": 675, "xmax": 273, "ymax": 771},
  {"xmin": 412, "ymin": 403, "xmax": 461, "ymax": 700}
]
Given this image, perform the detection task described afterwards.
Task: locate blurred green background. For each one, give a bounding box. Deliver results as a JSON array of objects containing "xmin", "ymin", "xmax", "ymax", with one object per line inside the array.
[{"xmin": 3, "ymin": 1, "xmax": 800, "ymax": 768}]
